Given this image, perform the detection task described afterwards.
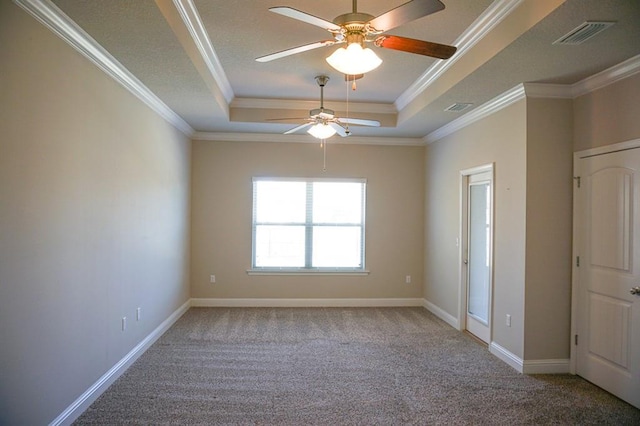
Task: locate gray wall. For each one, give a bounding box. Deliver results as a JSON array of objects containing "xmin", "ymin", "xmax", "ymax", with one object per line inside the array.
[
  {"xmin": 524, "ymin": 97, "xmax": 573, "ymax": 360},
  {"xmin": 0, "ymin": 3, "xmax": 191, "ymax": 424},
  {"xmin": 424, "ymin": 100, "xmax": 528, "ymax": 358},
  {"xmin": 190, "ymin": 140, "xmax": 425, "ymax": 300},
  {"xmin": 574, "ymin": 72, "xmax": 640, "ymax": 151},
  {"xmin": 423, "ymin": 71, "xmax": 640, "ymax": 363}
]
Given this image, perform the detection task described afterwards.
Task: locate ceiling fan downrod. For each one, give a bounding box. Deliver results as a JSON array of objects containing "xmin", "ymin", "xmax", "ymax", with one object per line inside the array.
[{"xmin": 316, "ymin": 75, "xmax": 329, "ymax": 111}]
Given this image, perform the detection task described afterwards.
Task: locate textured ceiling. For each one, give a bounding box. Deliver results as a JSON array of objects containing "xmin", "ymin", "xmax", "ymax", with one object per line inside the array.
[{"xmin": 49, "ymin": 0, "xmax": 640, "ymax": 140}]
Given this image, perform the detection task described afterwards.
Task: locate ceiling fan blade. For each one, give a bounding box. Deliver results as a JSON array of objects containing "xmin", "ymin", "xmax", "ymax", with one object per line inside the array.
[
  {"xmin": 374, "ymin": 35, "xmax": 456, "ymax": 60},
  {"xmin": 269, "ymin": 7, "xmax": 341, "ymax": 31},
  {"xmin": 284, "ymin": 122, "xmax": 313, "ymax": 135},
  {"xmin": 329, "ymin": 122, "xmax": 348, "ymax": 137},
  {"xmin": 256, "ymin": 40, "xmax": 339, "ymax": 62},
  {"xmin": 340, "ymin": 117, "xmax": 381, "ymax": 127},
  {"xmin": 368, "ymin": 0, "xmax": 445, "ymax": 32}
]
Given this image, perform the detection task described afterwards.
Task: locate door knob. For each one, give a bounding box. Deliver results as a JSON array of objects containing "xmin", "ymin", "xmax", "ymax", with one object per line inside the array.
[{"xmin": 631, "ymin": 286, "xmax": 640, "ymax": 295}]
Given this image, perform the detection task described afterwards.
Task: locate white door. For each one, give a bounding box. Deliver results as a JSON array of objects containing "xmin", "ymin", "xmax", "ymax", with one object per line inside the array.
[
  {"xmin": 575, "ymin": 146, "xmax": 640, "ymax": 409},
  {"xmin": 463, "ymin": 169, "xmax": 493, "ymax": 343}
]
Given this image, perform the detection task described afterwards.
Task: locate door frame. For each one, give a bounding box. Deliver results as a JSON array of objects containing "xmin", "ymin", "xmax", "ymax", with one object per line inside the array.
[
  {"xmin": 570, "ymin": 138, "xmax": 640, "ymax": 374},
  {"xmin": 459, "ymin": 163, "xmax": 495, "ymax": 342}
]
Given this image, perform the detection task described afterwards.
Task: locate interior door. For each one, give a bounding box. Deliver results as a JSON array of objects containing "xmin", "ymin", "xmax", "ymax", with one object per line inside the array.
[
  {"xmin": 575, "ymin": 146, "xmax": 640, "ymax": 409},
  {"xmin": 465, "ymin": 170, "xmax": 493, "ymax": 343}
]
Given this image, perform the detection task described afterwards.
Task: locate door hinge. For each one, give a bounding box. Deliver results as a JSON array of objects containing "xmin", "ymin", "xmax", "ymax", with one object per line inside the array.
[
  {"xmin": 573, "ymin": 176, "xmax": 581, "ymax": 188},
  {"xmin": 576, "ymin": 256, "xmax": 580, "ymax": 267},
  {"xmin": 575, "ymin": 334, "xmax": 578, "ymax": 345}
]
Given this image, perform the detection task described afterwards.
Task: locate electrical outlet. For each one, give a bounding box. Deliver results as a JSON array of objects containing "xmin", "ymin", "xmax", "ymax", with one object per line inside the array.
[
  {"xmin": 210, "ymin": 274, "xmax": 216, "ymax": 283},
  {"xmin": 506, "ymin": 314, "xmax": 511, "ymax": 327},
  {"xmin": 405, "ymin": 275, "xmax": 411, "ymax": 284},
  {"xmin": 136, "ymin": 307, "xmax": 142, "ymax": 321}
]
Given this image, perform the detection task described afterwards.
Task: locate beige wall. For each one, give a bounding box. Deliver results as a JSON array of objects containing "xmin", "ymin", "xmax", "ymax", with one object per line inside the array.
[
  {"xmin": 524, "ymin": 97, "xmax": 573, "ymax": 360},
  {"xmin": 424, "ymin": 100, "xmax": 528, "ymax": 358},
  {"xmin": 574, "ymin": 72, "xmax": 640, "ymax": 151},
  {"xmin": 190, "ymin": 140, "xmax": 425, "ymax": 300},
  {"xmin": 0, "ymin": 3, "xmax": 191, "ymax": 425}
]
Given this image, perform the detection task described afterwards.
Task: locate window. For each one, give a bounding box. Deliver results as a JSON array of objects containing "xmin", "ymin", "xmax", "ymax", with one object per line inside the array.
[{"xmin": 251, "ymin": 177, "xmax": 366, "ymax": 273}]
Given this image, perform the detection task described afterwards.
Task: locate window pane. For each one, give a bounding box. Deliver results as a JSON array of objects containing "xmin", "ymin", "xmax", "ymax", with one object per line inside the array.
[
  {"xmin": 255, "ymin": 181, "xmax": 306, "ymax": 223},
  {"xmin": 255, "ymin": 225, "xmax": 305, "ymax": 267},
  {"xmin": 312, "ymin": 226, "xmax": 362, "ymax": 267},
  {"xmin": 313, "ymin": 182, "xmax": 363, "ymax": 224},
  {"xmin": 468, "ymin": 183, "xmax": 490, "ymax": 323}
]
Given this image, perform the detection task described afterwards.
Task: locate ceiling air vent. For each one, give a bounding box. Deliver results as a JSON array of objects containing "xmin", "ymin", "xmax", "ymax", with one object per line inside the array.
[
  {"xmin": 553, "ymin": 21, "xmax": 615, "ymax": 45},
  {"xmin": 445, "ymin": 103, "xmax": 473, "ymax": 113}
]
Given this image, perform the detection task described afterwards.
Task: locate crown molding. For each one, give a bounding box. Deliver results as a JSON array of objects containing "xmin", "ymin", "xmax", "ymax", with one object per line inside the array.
[
  {"xmin": 522, "ymin": 83, "xmax": 574, "ymax": 99},
  {"xmin": 172, "ymin": 0, "xmax": 234, "ymax": 103},
  {"xmin": 191, "ymin": 132, "xmax": 424, "ymax": 146},
  {"xmin": 424, "ymin": 84, "xmax": 526, "ymax": 144},
  {"xmin": 14, "ymin": 0, "xmax": 194, "ymax": 136},
  {"xmin": 231, "ymin": 98, "xmax": 397, "ymax": 115},
  {"xmin": 395, "ymin": 0, "xmax": 524, "ymax": 111},
  {"xmin": 571, "ymin": 53, "xmax": 640, "ymax": 98},
  {"xmin": 424, "ymin": 54, "xmax": 640, "ymax": 144}
]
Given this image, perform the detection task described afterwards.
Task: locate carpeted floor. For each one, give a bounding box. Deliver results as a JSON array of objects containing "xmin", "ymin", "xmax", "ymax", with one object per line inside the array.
[{"xmin": 74, "ymin": 307, "xmax": 640, "ymax": 425}]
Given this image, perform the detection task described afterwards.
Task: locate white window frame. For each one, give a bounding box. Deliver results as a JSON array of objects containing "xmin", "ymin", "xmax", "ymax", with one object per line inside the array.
[{"xmin": 248, "ymin": 177, "xmax": 368, "ymax": 275}]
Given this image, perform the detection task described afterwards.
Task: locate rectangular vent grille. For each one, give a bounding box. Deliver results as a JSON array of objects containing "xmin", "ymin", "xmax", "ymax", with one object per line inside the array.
[
  {"xmin": 445, "ymin": 103, "xmax": 473, "ymax": 112},
  {"xmin": 553, "ymin": 21, "xmax": 615, "ymax": 45}
]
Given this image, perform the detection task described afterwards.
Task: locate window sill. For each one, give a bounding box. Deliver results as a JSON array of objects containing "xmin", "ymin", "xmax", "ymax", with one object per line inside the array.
[{"xmin": 246, "ymin": 269, "xmax": 370, "ymax": 276}]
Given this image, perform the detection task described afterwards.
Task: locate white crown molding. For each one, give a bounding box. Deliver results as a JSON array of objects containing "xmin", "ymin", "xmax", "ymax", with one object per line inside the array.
[
  {"xmin": 231, "ymin": 98, "xmax": 398, "ymax": 115},
  {"xmin": 192, "ymin": 132, "xmax": 424, "ymax": 146},
  {"xmin": 424, "ymin": 55, "xmax": 640, "ymax": 144},
  {"xmin": 571, "ymin": 53, "xmax": 640, "ymax": 98},
  {"xmin": 172, "ymin": 0, "xmax": 234, "ymax": 103},
  {"xmin": 522, "ymin": 83, "xmax": 574, "ymax": 99},
  {"xmin": 395, "ymin": 0, "xmax": 524, "ymax": 111},
  {"xmin": 425, "ymin": 84, "xmax": 526, "ymax": 144},
  {"xmin": 14, "ymin": 0, "xmax": 194, "ymax": 136}
]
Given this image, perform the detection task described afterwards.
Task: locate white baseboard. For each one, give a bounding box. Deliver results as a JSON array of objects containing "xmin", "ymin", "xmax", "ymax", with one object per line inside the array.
[
  {"xmin": 422, "ymin": 299, "xmax": 460, "ymax": 329},
  {"xmin": 489, "ymin": 342, "xmax": 570, "ymax": 374},
  {"xmin": 522, "ymin": 358, "xmax": 570, "ymax": 374},
  {"xmin": 490, "ymin": 341, "xmax": 524, "ymax": 373},
  {"xmin": 51, "ymin": 300, "xmax": 191, "ymax": 426},
  {"xmin": 190, "ymin": 298, "xmax": 424, "ymax": 308}
]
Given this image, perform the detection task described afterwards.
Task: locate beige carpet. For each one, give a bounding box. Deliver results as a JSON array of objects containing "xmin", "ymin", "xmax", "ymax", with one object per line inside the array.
[{"xmin": 74, "ymin": 307, "xmax": 640, "ymax": 425}]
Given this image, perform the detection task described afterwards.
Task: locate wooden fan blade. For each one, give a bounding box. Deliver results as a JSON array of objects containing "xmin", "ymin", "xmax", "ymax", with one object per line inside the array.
[
  {"xmin": 269, "ymin": 7, "xmax": 341, "ymax": 31},
  {"xmin": 374, "ymin": 35, "xmax": 456, "ymax": 60},
  {"xmin": 369, "ymin": 0, "xmax": 445, "ymax": 32},
  {"xmin": 284, "ymin": 122, "xmax": 313, "ymax": 135},
  {"xmin": 329, "ymin": 122, "xmax": 348, "ymax": 137},
  {"xmin": 340, "ymin": 118, "xmax": 380, "ymax": 127},
  {"xmin": 256, "ymin": 40, "xmax": 339, "ymax": 62}
]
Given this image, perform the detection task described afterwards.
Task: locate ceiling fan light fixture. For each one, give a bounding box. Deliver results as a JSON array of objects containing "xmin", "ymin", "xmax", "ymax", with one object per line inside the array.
[
  {"xmin": 326, "ymin": 42, "xmax": 382, "ymax": 75},
  {"xmin": 307, "ymin": 122, "xmax": 337, "ymax": 139}
]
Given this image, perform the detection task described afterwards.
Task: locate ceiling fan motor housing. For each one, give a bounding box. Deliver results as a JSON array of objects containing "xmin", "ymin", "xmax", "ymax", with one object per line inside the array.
[{"xmin": 310, "ymin": 108, "xmax": 335, "ymax": 119}]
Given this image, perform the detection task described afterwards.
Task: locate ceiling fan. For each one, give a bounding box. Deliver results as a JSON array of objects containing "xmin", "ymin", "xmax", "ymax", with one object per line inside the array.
[
  {"xmin": 272, "ymin": 75, "xmax": 380, "ymax": 138},
  {"xmin": 256, "ymin": 0, "xmax": 457, "ymax": 73}
]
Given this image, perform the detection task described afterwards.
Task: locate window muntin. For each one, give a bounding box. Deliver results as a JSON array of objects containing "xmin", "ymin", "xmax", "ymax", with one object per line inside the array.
[{"xmin": 252, "ymin": 178, "xmax": 366, "ymax": 271}]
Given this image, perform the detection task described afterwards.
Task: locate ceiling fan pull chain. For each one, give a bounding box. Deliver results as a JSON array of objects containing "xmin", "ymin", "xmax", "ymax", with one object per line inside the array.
[
  {"xmin": 345, "ymin": 75, "xmax": 351, "ymax": 134},
  {"xmin": 323, "ymin": 139, "xmax": 327, "ymax": 172}
]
